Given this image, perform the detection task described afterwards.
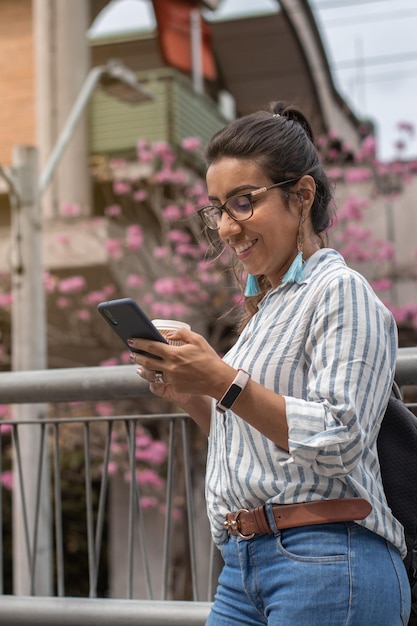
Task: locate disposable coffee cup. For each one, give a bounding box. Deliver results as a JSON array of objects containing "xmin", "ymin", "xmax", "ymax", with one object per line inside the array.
[{"xmin": 152, "ymin": 319, "xmax": 191, "ymax": 346}]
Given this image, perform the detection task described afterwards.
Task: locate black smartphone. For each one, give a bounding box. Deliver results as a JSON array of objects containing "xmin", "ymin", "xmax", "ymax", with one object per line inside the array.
[{"xmin": 97, "ymin": 297, "xmax": 168, "ymax": 359}]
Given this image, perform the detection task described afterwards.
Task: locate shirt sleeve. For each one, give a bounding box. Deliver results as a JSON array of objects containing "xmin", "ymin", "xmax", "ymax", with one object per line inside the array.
[{"xmin": 285, "ymin": 272, "xmax": 398, "ymax": 476}]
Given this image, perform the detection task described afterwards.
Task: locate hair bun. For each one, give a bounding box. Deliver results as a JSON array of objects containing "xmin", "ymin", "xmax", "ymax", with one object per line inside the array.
[{"xmin": 270, "ymin": 101, "xmax": 315, "ymax": 144}]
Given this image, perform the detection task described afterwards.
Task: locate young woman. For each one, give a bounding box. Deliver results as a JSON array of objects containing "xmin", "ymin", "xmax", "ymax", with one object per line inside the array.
[{"xmin": 129, "ymin": 102, "xmax": 411, "ymax": 625}]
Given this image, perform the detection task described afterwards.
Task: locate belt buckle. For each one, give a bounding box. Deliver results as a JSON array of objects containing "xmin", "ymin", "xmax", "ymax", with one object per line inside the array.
[{"xmin": 223, "ymin": 508, "xmax": 255, "ymax": 540}]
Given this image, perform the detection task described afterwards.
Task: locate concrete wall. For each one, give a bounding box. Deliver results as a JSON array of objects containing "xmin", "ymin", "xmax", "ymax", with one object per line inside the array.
[{"xmin": 0, "ymin": 0, "xmax": 34, "ymax": 165}]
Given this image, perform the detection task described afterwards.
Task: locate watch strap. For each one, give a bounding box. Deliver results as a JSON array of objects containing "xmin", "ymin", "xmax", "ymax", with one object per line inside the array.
[{"xmin": 216, "ymin": 369, "xmax": 250, "ymax": 414}]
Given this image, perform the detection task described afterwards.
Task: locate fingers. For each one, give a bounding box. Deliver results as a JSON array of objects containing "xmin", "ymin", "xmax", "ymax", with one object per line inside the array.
[
  {"xmin": 128, "ymin": 328, "xmax": 194, "ymax": 356},
  {"xmin": 136, "ymin": 364, "xmax": 165, "ymax": 385}
]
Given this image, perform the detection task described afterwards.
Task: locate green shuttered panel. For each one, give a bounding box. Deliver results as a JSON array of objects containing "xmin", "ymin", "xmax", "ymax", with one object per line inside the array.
[{"xmin": 89, "ymin": 68, "xmax": 227, "ymax": 156}]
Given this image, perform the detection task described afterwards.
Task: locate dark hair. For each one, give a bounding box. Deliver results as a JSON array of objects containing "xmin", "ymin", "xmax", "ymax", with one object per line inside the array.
[
  {"xmin": 204, "ymin": 101, "xmax": 335, "ymax": 325},
  {"xmin": 205, "ymin": 101, "xmax": 334, "ymax": 235}
]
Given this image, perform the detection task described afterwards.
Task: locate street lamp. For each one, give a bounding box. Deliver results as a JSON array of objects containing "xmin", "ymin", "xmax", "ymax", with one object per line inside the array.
[
  {"xmin": 4, "ymin": 60, "xmax": 153, "ymax": 596},
  {"xmin": 39, "ymin": 59, "xmax": 153, "ymax": 196}
]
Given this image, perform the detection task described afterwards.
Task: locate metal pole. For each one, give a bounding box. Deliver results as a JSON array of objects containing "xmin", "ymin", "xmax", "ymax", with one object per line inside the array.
[
  {"xmin": 38, "ymin": 61, "xmax": 153, "ymax": 198},
  {"xmin": 38, "ymin": 65, "xmax": 105, "ymax": 197},
  {"xmin": 190, "ymin": 9, "xmax": 204, "ymax": 95},
  {"xmin": 10, "ymin": 146, "xmax": 52, "ymax": 595}
]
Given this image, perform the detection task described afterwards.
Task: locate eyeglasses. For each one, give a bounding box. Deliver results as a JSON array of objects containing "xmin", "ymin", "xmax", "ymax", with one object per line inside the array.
[{"xmin": 198, "ymin": 178, "xmax": 299, "ymax": 230}]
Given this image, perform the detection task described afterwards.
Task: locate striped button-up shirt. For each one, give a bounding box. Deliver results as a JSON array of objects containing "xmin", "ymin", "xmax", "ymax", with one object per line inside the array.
[{"xmin": 206, "ymin": 248, "xmax": 406, "ymax": 556}]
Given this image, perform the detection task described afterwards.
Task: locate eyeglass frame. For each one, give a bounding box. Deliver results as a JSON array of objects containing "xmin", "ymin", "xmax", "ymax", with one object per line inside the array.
[{"xmin": 198, "ymin": 178, "xmax": 300, "ymax": 230}]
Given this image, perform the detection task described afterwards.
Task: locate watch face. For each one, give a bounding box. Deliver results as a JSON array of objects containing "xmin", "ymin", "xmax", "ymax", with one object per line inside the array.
[{"xmin": 221, "ymin": 383, "xmax": 241, "ymax": 408}]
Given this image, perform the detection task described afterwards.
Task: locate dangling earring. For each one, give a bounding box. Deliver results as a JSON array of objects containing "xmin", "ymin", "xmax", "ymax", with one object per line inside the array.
[
  {"xmin": 282, "ymin": 211, "xmax": 304, "ymax": 284},
  {"xmin": 244, "ymin": 274, "xmax": 261, "ymax": 297}
]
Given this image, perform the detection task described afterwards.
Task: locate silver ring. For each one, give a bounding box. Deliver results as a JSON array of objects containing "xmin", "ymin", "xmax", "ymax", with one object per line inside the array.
[{"xmin": 154, "ymin": 371, "xmax": 164, "ymax": 384}]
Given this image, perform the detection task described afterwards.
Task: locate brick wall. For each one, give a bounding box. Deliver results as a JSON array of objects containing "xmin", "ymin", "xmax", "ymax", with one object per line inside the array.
[{"xmin": 0, "ymin": 0, "xmax": 34, "ymax": 165}]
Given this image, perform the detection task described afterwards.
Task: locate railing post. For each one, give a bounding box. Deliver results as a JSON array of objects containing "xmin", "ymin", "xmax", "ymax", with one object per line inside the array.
[{"xmin": 10, "ymin": 146, "xmax": 52, "ymax": 595}]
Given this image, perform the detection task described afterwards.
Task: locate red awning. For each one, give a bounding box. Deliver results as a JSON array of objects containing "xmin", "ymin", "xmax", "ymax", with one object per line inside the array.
[{"xmin": 152, "ymin": 0, "xmax": 217, "ymax": 80}]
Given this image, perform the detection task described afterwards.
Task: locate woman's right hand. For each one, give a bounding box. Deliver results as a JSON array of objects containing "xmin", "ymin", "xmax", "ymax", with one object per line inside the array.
[
  {"xmin": 136, "ymin": 363, "xmax": 193, "ymax": 407},
  {"xmin": 135, "ymin": 363, "xmax": 212, "ymax": 435}
]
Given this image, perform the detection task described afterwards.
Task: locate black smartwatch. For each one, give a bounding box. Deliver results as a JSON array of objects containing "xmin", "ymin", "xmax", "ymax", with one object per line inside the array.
[{"xmin": 216, "ymin": 369, "xmax": 251, "ymax": 414}]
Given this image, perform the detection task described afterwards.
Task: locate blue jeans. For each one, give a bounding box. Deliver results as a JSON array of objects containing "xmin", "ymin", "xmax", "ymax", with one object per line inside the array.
[{"xmin": 206, "ymin": 514, "xmax": 411, "ymax": 625}]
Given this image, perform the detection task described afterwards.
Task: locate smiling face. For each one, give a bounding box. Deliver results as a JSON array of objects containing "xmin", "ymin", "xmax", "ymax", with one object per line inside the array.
[{"xmin": 206, "ymin": 157, "xmax": 318, "ymax": 289}]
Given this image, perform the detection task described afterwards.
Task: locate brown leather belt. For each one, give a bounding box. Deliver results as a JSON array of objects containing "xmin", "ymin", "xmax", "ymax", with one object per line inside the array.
[{"xmin": 224, "ymin": 498, "xmax": 372, "ymax": 540}]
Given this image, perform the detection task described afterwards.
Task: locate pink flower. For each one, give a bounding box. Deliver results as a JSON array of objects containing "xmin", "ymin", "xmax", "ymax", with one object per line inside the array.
[
  {"xmin": 60, "ymin": 203, "xmax": 81, "ymax": 217},
  {"xmin": 126, "ymin": 225, "xmax": 143, "ymax": 250},
  {"xmin": 169, "ymin": 302, "xmax": 187, "ymax": 317},
  {"xmin": 58, "ymin": 276, "xmax": 86, "ymax": 293},
  {"xmin": 181, "ymin": 137, "xmax": 201, "ymax": 152},
  {"xmin": 168, "ymin": 230, "xmax": 190, "ymax": 244},
  {"xmin": 120, "ymin": 350, "xmax": 132, "ymax": 364},
  {"xmin": 198, "ymin": 260, "xmax": 211, "ymax": 271},
  {"xmin": 232, "ymin": 293, "xmax": 244, "ymax": 306},
  {"xmin": 140, "ymin": 496, "xmax": 158, "ymax": 509},
  {"xmin": 187, "ymin": 180, "xmax": 207, "ymax": 198},
  {"xmin": 360, "ymin": 136, "xmax": 377, "ymax": 158},
  {"xmin": 84, "ymin": 291, "xmax": 107, "ymax": 304},
  {"xmin": 151, "ymin": 302, "xmax": 177, "ymax": 317},
  {"xmin": 0, "ymin": 293, "xmax": 12, "ymax": 307},
  {"xmin": 181, "ymin": 278, "xmax": 199, "ymax": 292},
  {"xmin": 100, "ymin": 358, "xmax": 118, "ymax": 367},
  {"xmin": 43, "ymin": 272, "xmax": 56, "ymax": 293},
  {"xmin": 371, "ymin": 279, "xmax": 392, "ymax": 292},
  {"xmin": 109, "ymin": 158, "xmax": 127, "ymax": 168},
  {"xmin": 104, "ymin": 284, "xmax": 116, "ymax": 296},
  {"xmin": 159, "ymin": 503, "xmax": 182, "ymax": 519},
  {"xmin": 339, "ymin": 197, "xmax": 368, "ymax": 221},
  {"xmin": 113, "ymin": 181, "xmax": 131, "ymax": 195},
  {"xmin": 153, "ymin": 141, "xmax": 174, "ymax": 160},
  {"xmin": 133, "ymin": 190, "xmax": 148, "ymax": 202},
  {"xmin": 137, "ymin": 148, "xmax": 154, "ymax": 163},
  {"xmin": 0, "ymin": 423, "xmax": 12, "ymax": 434},
  {"xmin": 56, "ymin": 297, "xmax": 70, "ymax": 309},
  {"xmin": 163, "ymin": 204, "xmax": 182, "ymax": 220},
  {"xmin": 153, "ymin": 246, "xmax": 169, "ymax": 259},
  {"xmin": 0, "ymin": 470, "xmax": 13, "ymax": 490},
  {"xmin": 153, "ymin": 168, "xmax": 174, "ymax": 183},
  {"xmin": 126, "ymin": 274, "xmax": 144, "ymax": 288},
  {"xmin": 375, "ymin": 241, "xmax": 395, "ymax": 261},
  {"xmin": 106, "ymin": 462, "xmax": 119, "ymax": 475},
  {"xmin": 95, "ymin": 402, "xmax": 114, "ymax": 416},
  {"xmin": 154, "ymin": 277, "xmax": 178, "ymax": 296},
  {"xmin": 136, "ymin": 469, "xmax": 165, "ymax": 488},
  {"xmin": 344, "ymin": 168, "xmax": 373, "ymax": 183},
  {"xmin": 0, "ymin": 404, "xmax": 10, "ymax": 418},
  {"xmin": 76, "ymin": 309, "xmax": 91, "ymax": 321},
  {"xmin": 326, "ymin": 167, "xmax": 343, "ymax": 180},
  {"xmin": 136, "ymin": 432, "xmax": 152, "ymax": 447},
  {"xmin": 183, "ymin": 202, "xmax": 195, "ymax": 216},
  {"xmin": 176, "ymin": 244, "xmax": 199, "ymax": 257},
  {"xmin": 339, "ymin": 242, "xmax": 372, "ymax": 263},
  {"xmin": 328, "ymin": 129, "xmax": 339, "ymax": 140},
  {"xmin": 200, "ymin": 271, "xmax": 216, "ymax": 284},
  {"xmin": 170, "ymin": 170, "xmax": 187, "ymax": 184},
  {"xmin": 105, "ymin": 204, "xmax": 122, "ymax": 217},
  {"xmin": 104, "ymin": 238, "xmax": 123, "ymax": 259},
  {"xmin": 55, "ymin": 234, "xmax": 70, "ymax": 245},
  {"xmin": 328, "ymin": 149, "xmax": 340, "ymax": 160},
  {"xmin": 143, "ymin": 293, "xmax": 154, "ymax": 305}
]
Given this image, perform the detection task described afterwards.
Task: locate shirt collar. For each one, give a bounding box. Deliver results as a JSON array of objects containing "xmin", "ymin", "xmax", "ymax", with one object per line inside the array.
[{"xmin": 260, "ymin": 248, "xmax": 346, "ymax": 306}]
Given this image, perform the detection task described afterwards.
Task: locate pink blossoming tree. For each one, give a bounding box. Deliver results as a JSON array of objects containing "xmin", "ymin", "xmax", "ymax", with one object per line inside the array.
[{"xmin": 0, "ymin": 128, "xmax": 416, "ymax": 504}]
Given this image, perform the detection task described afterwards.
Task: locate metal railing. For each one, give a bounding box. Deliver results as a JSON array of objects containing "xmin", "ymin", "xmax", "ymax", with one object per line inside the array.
[
  {"xmin": 0, "ymin": 363, "xmax": 215, "ymax": 623},
  {"xmin": 0, "ymin": 346, "xmax": 415, "ymax": 625}
]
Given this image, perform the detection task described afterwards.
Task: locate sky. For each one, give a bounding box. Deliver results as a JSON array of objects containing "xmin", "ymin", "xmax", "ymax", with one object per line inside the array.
[{"xmin": 89, "ymin": 0, "xmax": 417, "ymax": 162}]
